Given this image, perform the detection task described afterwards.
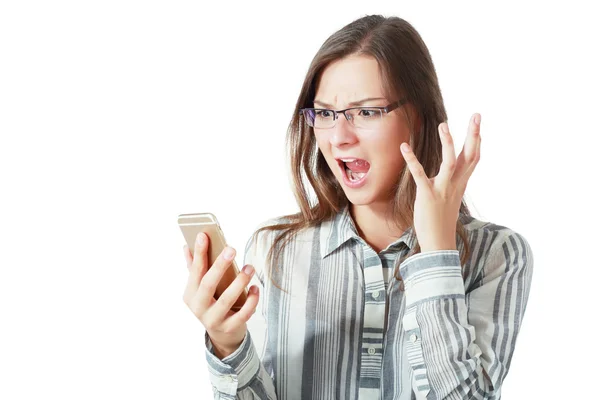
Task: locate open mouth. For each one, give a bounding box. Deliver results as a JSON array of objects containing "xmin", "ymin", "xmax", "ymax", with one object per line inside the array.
[{"xmin": 337, "ymin": 158, "xmax": 371, "ymax": 187}]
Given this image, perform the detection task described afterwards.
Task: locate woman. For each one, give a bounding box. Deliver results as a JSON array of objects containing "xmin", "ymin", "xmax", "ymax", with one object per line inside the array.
[{"xmin": 183, "ymin": 14, "xmax": 533, "ymax": 399}]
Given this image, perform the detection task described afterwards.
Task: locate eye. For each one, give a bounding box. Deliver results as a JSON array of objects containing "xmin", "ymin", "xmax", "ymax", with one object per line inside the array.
[
  {"xmin": 358, "ymin": 109, "xmax": 377, "ymax": 118},
  {"xmin": 316, "ymin": 110, "xmax": 333, "ymax": 118}
]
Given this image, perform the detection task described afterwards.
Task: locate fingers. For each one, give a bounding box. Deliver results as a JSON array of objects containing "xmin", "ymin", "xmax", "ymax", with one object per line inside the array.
[
  {"xmin": 400, "ymin": 142, "xmax": 432, "ymax": 191},
  {"xmin": 194, "ymin": 246, "xmax": 237, "ymax": 312},
  {"xmin": 222, "ymin": 285, "xmax": 260, "ymax": 332},
  {"xmin": 184, "ymin": 233, "xmax": 209, "ymax": 300},
  {"xmin": 205, "ymin": 263, "xmax": 256, "ymax": 324},
  {"xmin": 452, "ymin": 113, "xmax": 481, "ymax": 185},
  {"xmin": 436, "ymin": 122, "xmax": 457, "ymax": 187}
]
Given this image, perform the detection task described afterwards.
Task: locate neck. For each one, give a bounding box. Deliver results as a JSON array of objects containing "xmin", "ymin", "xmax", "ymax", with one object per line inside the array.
[{"xmin": 349, "ymin": 202, "xmax": 408, "ymax": 253}]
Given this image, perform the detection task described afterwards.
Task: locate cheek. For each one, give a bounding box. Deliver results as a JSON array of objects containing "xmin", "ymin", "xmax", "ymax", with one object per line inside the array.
[
  {"xmin": 314, "ymin": 135, "xmax": 327, "ymax": 152},
  {"xmin": 315, "ymin": 136, "xmax": 337, "ymax": 171},
  {"xmin": 371, "ymin": 128, "xmax": 408, "ymax": 167},
  {"xmin": 378, "ymin": 152, "xmax": 404, "ymax": 173},
  {"xmin": 314, "ymin": 132, "xmax": 329, "ymax": 151},
  {"xmin": 372, "ymin": 142, "xmax": 406, "ymax": 180}
]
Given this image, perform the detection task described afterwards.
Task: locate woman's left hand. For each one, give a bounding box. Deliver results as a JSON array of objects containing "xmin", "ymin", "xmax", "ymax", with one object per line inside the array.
[{"xmin": 400, "ymin": 113, "xmax": 481, "ymax": 253}]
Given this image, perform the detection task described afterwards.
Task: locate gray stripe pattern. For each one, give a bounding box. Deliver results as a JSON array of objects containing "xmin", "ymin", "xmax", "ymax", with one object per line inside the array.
[{"xmin": 204, "ymin": 205, "xmax": 533, "ymax": 399}]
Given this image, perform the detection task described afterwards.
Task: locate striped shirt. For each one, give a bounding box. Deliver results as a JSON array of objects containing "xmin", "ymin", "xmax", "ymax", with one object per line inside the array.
[{"xmin": 203, "ymin": 204, "xmax": 534, "ymax": 399}]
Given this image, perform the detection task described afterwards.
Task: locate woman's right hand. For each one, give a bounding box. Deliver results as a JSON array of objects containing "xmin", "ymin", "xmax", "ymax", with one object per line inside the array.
[{"xmin": 182, "ymin": 232, "xmax": 260, "ymax": 359}]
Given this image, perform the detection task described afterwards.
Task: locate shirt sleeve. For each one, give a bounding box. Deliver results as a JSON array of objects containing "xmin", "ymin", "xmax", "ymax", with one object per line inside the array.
[
  {"xmin": 399, "ymin": 230, "xmax": 534, "ymax": 399},
  {"xmin": 203, "ymin": 223, "xmax": 278, "ymax": 399}
]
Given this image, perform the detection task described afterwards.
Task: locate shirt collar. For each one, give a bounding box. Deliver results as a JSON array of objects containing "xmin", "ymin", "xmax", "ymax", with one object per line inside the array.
[{"xmin": 321, "ymin": 204, "xmax": 418, "ymax": 259}]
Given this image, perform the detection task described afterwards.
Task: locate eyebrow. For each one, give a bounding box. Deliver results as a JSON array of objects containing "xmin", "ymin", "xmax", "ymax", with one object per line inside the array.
[{"xmin": 313, "ymin": 97, "xmax": 388, "ymax": 109}]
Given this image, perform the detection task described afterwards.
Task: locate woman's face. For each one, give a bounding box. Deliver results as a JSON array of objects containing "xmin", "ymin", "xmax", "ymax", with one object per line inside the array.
[{"xmin": 313, "ymin": 54, "xmax": 413, "ymax": 206}]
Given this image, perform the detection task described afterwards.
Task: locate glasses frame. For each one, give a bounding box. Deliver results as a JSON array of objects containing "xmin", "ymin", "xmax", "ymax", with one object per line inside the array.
[{"xmin": 299, "ymin": 98, "xmax": 408, "ymax": 129}]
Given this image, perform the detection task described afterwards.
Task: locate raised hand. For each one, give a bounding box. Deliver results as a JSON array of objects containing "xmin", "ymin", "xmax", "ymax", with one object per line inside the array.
[{"xmin": 400, "ymin": 113, "xmax": 481, "ymax": 253}]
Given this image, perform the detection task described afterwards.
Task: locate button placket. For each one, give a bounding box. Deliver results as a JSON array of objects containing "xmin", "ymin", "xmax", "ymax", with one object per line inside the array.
[{"xmin": 358, "ymin": 244, "xmax": 386, "ymax": 392}]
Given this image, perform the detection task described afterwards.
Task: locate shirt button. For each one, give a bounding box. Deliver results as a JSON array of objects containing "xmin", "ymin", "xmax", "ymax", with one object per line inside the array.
[
  {"xmin": 368, "ymin": 347, "xmax": 376, "ymax": 355},
  {"xmin": 410, "ymin": 334, "xmax": 417, "ymax": 343},
  {"xmin": 372, "ymin": 290, "xmax": 380, "ymax": 299}
]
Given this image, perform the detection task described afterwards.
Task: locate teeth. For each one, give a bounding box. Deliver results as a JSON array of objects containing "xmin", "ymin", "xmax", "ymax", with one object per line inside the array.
[
  {"xmin": 345, "ymin": 168, "xmax": 351, "ymax": 179},
  {"xmin": 352, "ymin": 172, "xmax": 366, "ymax": 180},
  {"xmin": 346, "ymin": 168, "xmax": 366, "ymax": 181},
  {"xmin": 341, "ymin": 158, "xmax": 357, "ymax": 162}
]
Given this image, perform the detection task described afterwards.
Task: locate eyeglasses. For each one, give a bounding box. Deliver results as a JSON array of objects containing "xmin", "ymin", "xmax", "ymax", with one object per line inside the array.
[{"xmin": 299, "ymin": 98, "xmax": 407, "ymax": 130}]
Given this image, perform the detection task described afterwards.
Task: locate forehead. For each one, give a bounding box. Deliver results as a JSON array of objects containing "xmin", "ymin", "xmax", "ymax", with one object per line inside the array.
[{"xmin": 315, "ymin": 55, "xmax": 386, "ymax": 104}]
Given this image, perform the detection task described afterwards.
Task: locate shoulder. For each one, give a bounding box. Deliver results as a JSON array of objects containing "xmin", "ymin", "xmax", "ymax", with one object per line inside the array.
[
  {"xmin": 460, "ymin": 213, "xmax": 533, "ymax": 258},
  {"xmin": 459, "ymin": 213, "xmax": 534, "ymax": 285},
  {"xmin": 243, "ymin": 216, "xmax": 287, "ymax": 258},
  {"xmin": 243, "ymin": 214, "xmax": 324, "ymax": 271},
  {"xmin": 246, "ymin": 214, "xmax": 324, "ymax": 251}
]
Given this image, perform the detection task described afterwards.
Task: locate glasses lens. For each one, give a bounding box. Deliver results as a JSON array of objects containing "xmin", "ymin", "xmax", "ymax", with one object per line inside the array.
[
  {"xmin": 350, "ymin": 108, "xmax": 383, "ymax": 129},
  {"xmin": 303, "ymin": 108, "xmax": 383, "ymax": 129},
  {"xmin": 304, "ymin": 109, "xmax": 335, "ymax": 128}
]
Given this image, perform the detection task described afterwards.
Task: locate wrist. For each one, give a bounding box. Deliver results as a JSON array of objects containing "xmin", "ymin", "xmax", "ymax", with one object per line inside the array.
[
  {"xmin": 209, "ymin": 337, "xmax": 243, "ymax": 360},
  {"xmin": 213, "ymin": 345, "xmax": 235, "ymax": 360}
]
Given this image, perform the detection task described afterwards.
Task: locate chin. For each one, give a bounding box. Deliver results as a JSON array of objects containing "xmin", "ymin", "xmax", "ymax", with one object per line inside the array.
[
  {"xmin": 340, "ymin": 183, "xmax": 381, "ymax": 205},
  {"xmin": 337, "ymin": 175, "xmax": 397, "ymax": 207}
]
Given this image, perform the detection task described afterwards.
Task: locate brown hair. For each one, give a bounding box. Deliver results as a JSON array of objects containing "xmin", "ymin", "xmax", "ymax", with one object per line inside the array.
[{"xmin": 250, "ymin": 14, "xmax": 471, "ymax": 292}]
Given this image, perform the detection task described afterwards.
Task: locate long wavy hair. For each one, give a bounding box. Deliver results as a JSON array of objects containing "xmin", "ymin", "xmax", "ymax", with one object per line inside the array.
[{"xmin": 250, "ymin": 15, "xmax": 471, "ymax": 293}]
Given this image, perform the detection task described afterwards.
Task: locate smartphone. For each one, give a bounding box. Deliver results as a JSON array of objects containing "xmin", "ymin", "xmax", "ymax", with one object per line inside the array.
[{"xmin": 178, "ymin": 212, "xmax": 248, "ymax": 312}]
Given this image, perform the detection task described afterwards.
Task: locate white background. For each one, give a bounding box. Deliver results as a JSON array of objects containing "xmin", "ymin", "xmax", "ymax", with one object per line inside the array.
[{"xmin": 1, "ymin": 1, "xmax": 598, "ymax": 399}]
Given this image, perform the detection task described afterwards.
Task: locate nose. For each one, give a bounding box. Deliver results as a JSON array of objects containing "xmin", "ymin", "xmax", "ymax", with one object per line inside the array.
[{"xmin": 329, "ymin": 112, "xmax": 358, "ymax": 147}]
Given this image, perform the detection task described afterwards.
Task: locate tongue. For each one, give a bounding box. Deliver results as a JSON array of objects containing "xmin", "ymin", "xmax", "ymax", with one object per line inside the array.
[{"xmin": 346, "ymin": 159, "xmax": 370, "ymax": 173}]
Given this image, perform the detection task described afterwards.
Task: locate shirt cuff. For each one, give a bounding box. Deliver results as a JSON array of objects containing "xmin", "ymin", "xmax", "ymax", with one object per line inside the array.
[
  {"xmin": 399, "ymin": 250, "xmax": 464, "ymax": 306},
  {"xmin": 204, "ymin": 330, "xmax": 261, "ymax": 394}
]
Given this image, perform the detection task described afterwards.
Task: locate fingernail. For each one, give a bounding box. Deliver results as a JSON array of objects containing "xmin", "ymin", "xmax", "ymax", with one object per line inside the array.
[
  {"xmin": 223, "ymin": 247, "xmax": 235, "ymax": 260},
  {"xmin": 196, "ymin": 233, "xmax": 204, "ymax": 245},
  {"xmin": 401, "ymin": 143, "xmax": 410, "ymax": 152},
  {"xmin": 250, "ymin": 286, "xmax": 258, "ymax": 294},
  {"xmin": 243, "ymin": 264, "xmax": 255, "ymax": 275},
  {"xmin": 442, "ymin": 123, "xmax": 449, "ymax": 134},
  {"xmin": 474, "ymin": 114, "xmax": 481, "ymax": 126}
]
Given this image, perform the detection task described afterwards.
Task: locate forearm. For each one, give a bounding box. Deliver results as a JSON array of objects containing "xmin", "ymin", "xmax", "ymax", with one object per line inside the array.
[
  {"xmin": 407, "ymin": 297, "xmax": 496, "ymax": 399},
  {"xmin": 401, "ymin": 250, "xmax": 489, "ymax": 398},
  {"xmin": 401, "ymin": 231, "xmax": 533, "ymax": 399}
]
